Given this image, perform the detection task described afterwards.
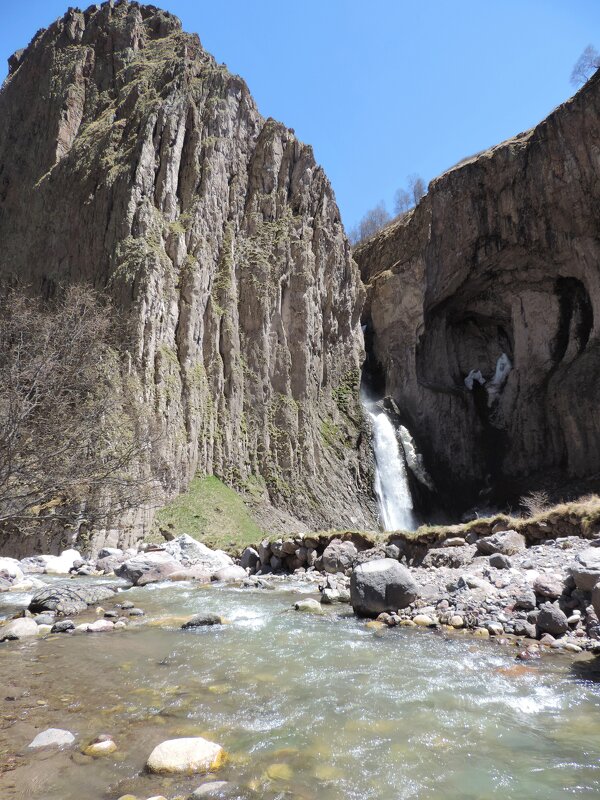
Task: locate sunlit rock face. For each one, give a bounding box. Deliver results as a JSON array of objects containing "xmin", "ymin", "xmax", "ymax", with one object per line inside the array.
[
  {"xmin": 0, "ymin": 1, "xmax": 376, "ymax": 544},
  {"xmin": 355, "ymin": 72, "xmax": 600, "ymax": 509}
]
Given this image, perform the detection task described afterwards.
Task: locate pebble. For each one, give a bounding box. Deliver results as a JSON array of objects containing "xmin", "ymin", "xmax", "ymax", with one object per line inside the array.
[{"xmin": 83, "ymin": 736, "xmax": 117, "ymax": 756}]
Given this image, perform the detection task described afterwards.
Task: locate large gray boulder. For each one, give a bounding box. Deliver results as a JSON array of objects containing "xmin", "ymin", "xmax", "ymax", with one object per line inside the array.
[
  {"xmin": 115, "ymin": 551, "xmax": 180, "ymax": 585},
  {"xmin": 0, "ymin": 617, "xmax": 39, "ymax": 641},
  {"xmin": 537, "ymin": 602, "xmax": 569, "ymax": 636},
  {"xmin": 322, "ymin": 540, "xmax": 358, "ymax": 574},
  {"xmin": 28, "ymin": 582, "xmax": 117, "ymax": 616},
  {"xmin": 350, "ymin": 558, "xmax": 418, "ymax": 617},
  {"xmin": 570, "ymin": 548, "xmax": 600, "ymax": 591},
  {"xmin": 240, "ymin": 547, "xmax": 260, "ymax": 571},
  {"xmin": 476, "ymin": 530, "xmax": 526, "ymax": 556},
  {"xmin": 164, "ymin": 535, "xmax": 233, "ymax": 571}
]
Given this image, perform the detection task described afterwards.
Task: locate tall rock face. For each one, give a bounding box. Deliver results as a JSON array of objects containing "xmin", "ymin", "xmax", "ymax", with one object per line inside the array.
[
  {"xmin": 356, "ymin": 73, "xmax": 600, "ymax": 511},
  {"xmin": 0, "ymin": 1, "xmax": 376, "ymax": 547}
]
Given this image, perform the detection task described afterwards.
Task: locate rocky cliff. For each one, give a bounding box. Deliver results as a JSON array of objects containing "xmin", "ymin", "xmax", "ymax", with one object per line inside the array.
[
  {"xmin": 356, "ymin": 73, "xmax": 600, "ymax": 512},
  {"xmin": 0, "ymin": 0, "xmax": 376, "ymax": 549}
]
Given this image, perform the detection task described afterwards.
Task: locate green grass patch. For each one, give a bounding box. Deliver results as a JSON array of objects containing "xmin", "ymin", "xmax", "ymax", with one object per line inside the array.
[{"xmin": 153, "ymin": 475, "xmax": 264, "ymax": 553}]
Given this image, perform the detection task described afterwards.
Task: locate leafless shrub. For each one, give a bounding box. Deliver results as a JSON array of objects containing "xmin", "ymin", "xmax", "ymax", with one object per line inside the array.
[
  {"xmin": 571, "ymin": 45, "xmax": 600, "ymax": 87},
  {"xmin": 520, "ymin": 490, "xmax": 551, "ymax": 518},
  {"xmin": 0, "ymin": 285, "xmax": 159, "ymax": 535}
]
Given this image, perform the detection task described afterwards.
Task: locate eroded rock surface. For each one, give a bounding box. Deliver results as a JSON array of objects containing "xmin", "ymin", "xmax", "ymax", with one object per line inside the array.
[
  {"xmin": 0, "ymin": 1, "xmax": 375, "ymax": 550},
  {"xmin": 355, "ymin": 73, "xmax": 600, "ymax": 510},
  {"xmin": 28, "ymin": 583, "xmax": 117, "ymax": 616}
]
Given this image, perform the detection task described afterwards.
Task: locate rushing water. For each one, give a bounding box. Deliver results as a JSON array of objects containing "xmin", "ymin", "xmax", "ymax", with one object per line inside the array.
[
  {"xmin": 2, "ymin": 579, "xmax": 600, "ymax": 800},
  {"xmin": 367, "ymin": 409, "xmax": 416, "ymax": 531}
]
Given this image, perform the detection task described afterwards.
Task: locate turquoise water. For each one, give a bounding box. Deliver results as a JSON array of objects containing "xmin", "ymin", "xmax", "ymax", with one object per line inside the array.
[{"xmin": 1, "ymin": 579, "xmax": 600, "ymax": 799}]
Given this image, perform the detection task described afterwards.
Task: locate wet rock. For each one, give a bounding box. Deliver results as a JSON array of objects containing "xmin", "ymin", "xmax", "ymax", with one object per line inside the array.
[
  {"xmin": 213, "ymin": 565, "xmax": 247, "ymax": 583},
  {"xmin": 119, "ymin": 601, "xmax": 135, "ymax": 610},
  {"xmin": 0, "ymin": 617, "xmax": 39, "ymax": 641},
  {"xmin": 128, "ymin": 608, "xmax": 145, "ymax": 617},
  {"xmin": 88, "ymin": 619, "xmax": 114, "ymax": 632},
  {"xmin": 146, "ymin": 736, "xmax": 226, "ymax": 774},
  {"xmin": 350, "ymin": 558, "xmax": 418, "ymax": 617},
  {"xmin": 240, "ymin": 547, "xmax": 260, "ymax": 571},
  {"xmin": 51, "ymin": 619, "xmax": 75, "ymax": 633},
  {"xmin": 34, "ymin": 614, "xmax": 56, "ymax": 626},
  {"xmin": 29, "ymin": 728, "xmax": 75, "ymax": 749},
  {"xmin": 489, "ymin": 554, "xmax": 511, "ymax": 570},
  {"xmin": 570, "ymin": 548, "xmax": 600, "ymax": 591},
  {"xmin": 533, "ymin": 574, "xmax": 564, "ymax": 600},
  {"xmin": 413, "ymin": 614, "xmax": 435, "ymax": 627},
  {"xmin": 182, "ymin": 614, "xmax": 226, "ymax": 628},
  {"xmin": 168, "ymin": 566, "xmax": 212, "ymax": 582},
  {"xmin": 476, "ymin": 530, "xmax": 526, "ymax": 556},
  {"xmin": 190, "ymin": 781, "xmax": 231, "ymax": 797},
  {"xmin": 537, "ymin": 602, "xmax": 569, "ymax": 636},
  {"xmin": 29, "ymin": 583, "xmax": 116, "ymax": 616},
  {"xmin": 450, "ymin": 615, "xmax": 464, "ymax": 628},
  {"xmin": 322, "ymin": 539, "xmax": 358, "ymax": 574},
  {"xmin": 293, "ymin": 598, "xmax": 324, "ymax": 614},
  {"xmin": 83, "ymin": 735, "xmax": 117, "ymax": 756}
]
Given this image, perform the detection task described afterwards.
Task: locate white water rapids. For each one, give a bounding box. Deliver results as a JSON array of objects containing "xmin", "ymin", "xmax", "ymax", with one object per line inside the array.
[{"xmin": 367, "ymin": 407, "xmax": 416, "ymax": 531}]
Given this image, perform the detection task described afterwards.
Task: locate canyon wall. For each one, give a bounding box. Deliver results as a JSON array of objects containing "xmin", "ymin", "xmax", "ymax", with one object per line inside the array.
[
  {"xmin": 0, "ymin": 1, "xmax": 376, "ymax": 549},
  {"xmin": 356, "ymin": 73, "xmax": 600, "ymax": 510}
]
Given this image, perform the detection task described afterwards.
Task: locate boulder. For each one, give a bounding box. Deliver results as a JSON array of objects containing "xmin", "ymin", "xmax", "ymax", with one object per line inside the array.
[
  {"xmin": 51, "ymin": 619, "xmax": 75, "ymax": 633},
  {"xmin": 146, "ymin": 737, "xmax": 225, "ymax": 774},
  {"xmin": 537, "ymin": 602, "xmax": 569, "ymax": 636},
  {"xmin": 97, "ymin": 547, "xmax": 123, "ymax": 559},
  {"xmin": 322, "ymin": 540, "xmax": 358, "ymax": 574},
  {"xmin": 213, "ymin": 565, "xmax": 247, "ymax": 583},
  {"xmin": 28, "ymin": 728, "xmax": 75, "ymax": 749},
  {"xmin": 28, "ymin": 582, "xmax": 116, "ymax": 616},
  {"xmin": 19, "ymin": 556, "xmax": 47, "ymax": 574},
  {"xmin": 115, "ymin": 552, "xmax": 180, "ymax": 585},
  {"xmin": 422, "ymin": 545, "xmax": 475, "ymax": 569},
  {"xmin": 167, "ymin": 566, "xmax": 212, "ymax": 583},
  {"xmin": 0, "ymin": 617, "xmax": 39, "ymax": 641},
  {"xmin": 164, "ymin": 535, "xmax": 233, "ymax": 571},
  {"xmin": 593, "ymin": 580, "xmax": 600, "ymax": 620},
  {"xmin": 240, "ymin": 547, "xmax": 260, "ymax": 571},
  {"xmin": 533, "ymin": 574, "xmax": 564, "ymax": 600},
  {"xmin": 350, "ymin": 558, "xmax": 418, "ymax": 617},
  {"xmin": 40, "ymin": 549, "xmax": 82, "ymax": 574},
  {"xmin": 489, "ymin": 553, "xmax": 511, "ymax": 570},
  {"xmin": 293, "ymin": 598, "xmax": 324, "ymax": 614},
  {"xmin": 88, "ymin": 619, "xmax": 114, "ymax": 632},
  {"xmin": 182, "ymin": 614, "xmax": 226, "ymax": 628},
  {"xmin": 96, "ymin": 555, "xmax": 126, "ymax": 574},
  {"xmin": 476, "ymin": 530, "xmax": 526, "ymax": 556},
  {"xmin": 570, "ymin": 548, "xmax": 600, "ymax": 591},
  {"xmin": 0, "ymin": 557, "xmax": 24, "ymax": 585},
  {"xmin": 258, "ymin": 540, "xmax": 271, "ymax": 565}
]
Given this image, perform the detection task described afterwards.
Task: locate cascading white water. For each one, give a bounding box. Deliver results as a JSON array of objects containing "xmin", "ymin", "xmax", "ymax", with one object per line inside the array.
[{"xmin": 366, "ymin": 407, "xmax": 416, "ymax": 531}]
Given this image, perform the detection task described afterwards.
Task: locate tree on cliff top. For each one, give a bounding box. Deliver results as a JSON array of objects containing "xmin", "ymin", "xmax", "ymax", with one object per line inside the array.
[
  {"xmin": 348, "ymin": 202, "xmax": 391, "ymax": 245},
  {"xmin": 0, "ymin": 286, "xmax": 157, "ymax": 536},
  {"xmin": 571, "ymin": 45, "xmax": 600, "ymax": 87}
]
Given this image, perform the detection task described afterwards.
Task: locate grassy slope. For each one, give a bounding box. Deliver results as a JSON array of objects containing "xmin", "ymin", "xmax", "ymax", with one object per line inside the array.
[{"xmin": 153, "ymin": 475, "xmax": 264, "ymax": 553}]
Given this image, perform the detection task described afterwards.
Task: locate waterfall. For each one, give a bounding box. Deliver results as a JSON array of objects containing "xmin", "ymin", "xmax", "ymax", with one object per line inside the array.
[{"xmin": 364, "ymin": 401, "xmax": 416, "ymax": 531}]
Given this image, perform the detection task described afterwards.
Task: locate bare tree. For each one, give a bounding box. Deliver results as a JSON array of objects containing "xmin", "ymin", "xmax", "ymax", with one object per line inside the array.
[
  {"xmin": 571, "ymin": 44, "xmax": 600, "ymax": 87},
  {"xmin": 393, "ymin": 188, "xmax": 412, "ymax": 216},
  {"xmin": 408, "ymin": 174, "xmax": 426, "ymax": 206},
  {"xmin": 0, "ymin": 285, "xmax": 158, "ymax": 535},
  {"xmin": 348, "ymin": 202, "xmax": 391, "ymax": 245}
]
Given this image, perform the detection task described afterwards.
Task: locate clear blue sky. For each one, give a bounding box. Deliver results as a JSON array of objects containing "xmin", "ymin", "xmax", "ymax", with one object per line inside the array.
[{"xmin": 2, "ymin": 1, "xmax": 599, "ymax": 230}]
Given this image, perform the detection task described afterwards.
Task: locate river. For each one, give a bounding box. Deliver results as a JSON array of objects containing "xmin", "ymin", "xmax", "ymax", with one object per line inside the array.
[{"xmin": 2, "ymin": 578, "xmax": 600, "ymax": 799}]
